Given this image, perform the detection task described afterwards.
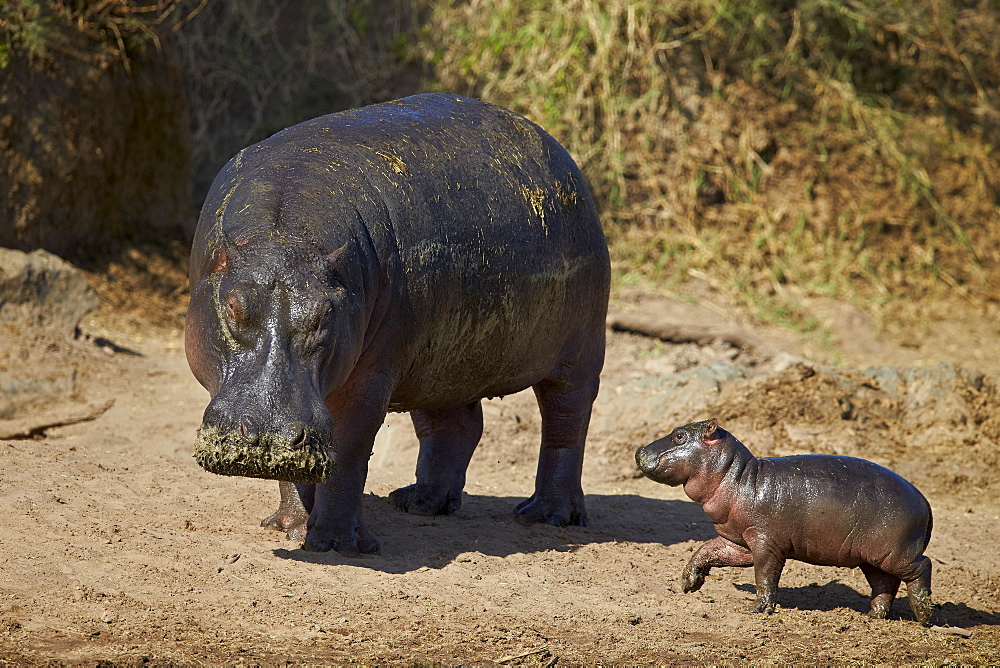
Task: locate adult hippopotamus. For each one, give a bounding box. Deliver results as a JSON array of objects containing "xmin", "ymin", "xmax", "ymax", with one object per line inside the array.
[
  {"xmin": 635, "ymin": 419, "xmax": 933, "ymax": 624},
  {"xmin": 185, "ymin": 93, "xmax": 610, "ymax": 556}
]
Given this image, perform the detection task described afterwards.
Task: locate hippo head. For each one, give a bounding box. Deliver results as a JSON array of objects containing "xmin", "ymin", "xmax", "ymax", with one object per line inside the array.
[
  {"xmin": 635, "ymin": 419, "xmax": 722, "ymax": 486},
  {"xmin": 186, "ymin": 236, "xmax": 366, "ymax": 483}
]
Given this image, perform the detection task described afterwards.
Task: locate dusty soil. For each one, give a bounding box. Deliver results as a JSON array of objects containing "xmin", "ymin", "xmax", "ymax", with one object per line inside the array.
[{"xmin": 1, "ymin": 286, "xmax": 999, "ymax": 665}]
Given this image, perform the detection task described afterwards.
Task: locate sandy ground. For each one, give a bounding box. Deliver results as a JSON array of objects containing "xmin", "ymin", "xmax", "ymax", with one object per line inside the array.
[{"xmin": 1, "ymin": 291, "xmax": 999, "ymax": 665}]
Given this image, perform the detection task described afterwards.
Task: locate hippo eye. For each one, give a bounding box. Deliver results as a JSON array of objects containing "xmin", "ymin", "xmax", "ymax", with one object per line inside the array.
[
  {"xmin": 297, "ymin": 303, "xmax": 332, "ymax": 351},
  {"xmin": 224, "ymin": 290, "xmax": 244, "ymax": 324},
  {"xmin": 673, "ymin": 431, "xmax": 687, "ymax": 444}
]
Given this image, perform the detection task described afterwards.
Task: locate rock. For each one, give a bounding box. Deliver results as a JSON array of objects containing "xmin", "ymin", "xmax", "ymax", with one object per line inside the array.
[
  {"xmin": 591, "ymin": 362, "xmax": 746, "ymax": 436},
  {"xmin": 860, "ymin": 363, "xmax": 986, "ymax": 428},
  {"xmin": 0, "ymin": 248, "xmax": 98, "ymax": 336}
]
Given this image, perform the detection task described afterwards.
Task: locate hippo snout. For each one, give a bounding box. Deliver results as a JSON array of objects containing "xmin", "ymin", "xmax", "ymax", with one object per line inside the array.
[
  {"xmin": 635, "ymin": 445, "xmax": 663, "ymax": 475},
  {"xmin": 194, "ymin": 396, "xmax": 335, "ymax": 483}
]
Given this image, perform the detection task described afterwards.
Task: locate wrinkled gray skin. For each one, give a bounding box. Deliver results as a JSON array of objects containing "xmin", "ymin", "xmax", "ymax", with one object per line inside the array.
[
  {"xmin": 635, "ymin": 419, "xmax": 934, "ymax": 624},
  {"xmin": 186, "ymin": 93, "xmax": 610, "ymax": 556}
]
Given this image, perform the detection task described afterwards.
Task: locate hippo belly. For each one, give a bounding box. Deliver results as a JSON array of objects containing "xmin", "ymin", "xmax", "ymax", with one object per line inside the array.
[{"xmin": 752, "ymin": 456, "xmax": 932, "ymax": 568}]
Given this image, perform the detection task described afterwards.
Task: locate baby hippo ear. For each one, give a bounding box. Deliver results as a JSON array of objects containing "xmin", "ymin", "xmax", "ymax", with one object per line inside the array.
[{"xmin": 702, "ymin": 419, "xmax": 721, "ymax": 443}]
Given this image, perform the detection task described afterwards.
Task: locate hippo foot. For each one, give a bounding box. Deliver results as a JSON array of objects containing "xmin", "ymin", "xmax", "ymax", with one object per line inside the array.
[
  {"xmin": 302, "ymin": 525, "xmax": 380, "ymax": 557},
  {"xmin": 753, "ymin": 595, "xmax": 777, "ymax": 615},
  {"xmin": 682, "ymin": 566, "xmax": 706, "ymax": 593},
  {"xmin": 388, "ymin": 483, "xmax": 461, "ymax": 516},
  {"xmin": 261, "ymin": 509, "xmax": 306, "ymax": 530},
  {"xmin": 514, "ymin": 495, "xmax": 587, "ymax": 527},
  {"xmin": 261, "ymin": 508, "xmax": 309, "ymax": 539},
  {"xmin": 908, "ymin": 588, "xmax": 934, "ymax": 626},
  {"xmin": 868, "ymin": 600, "xmax": 892, "ymax": 620}
]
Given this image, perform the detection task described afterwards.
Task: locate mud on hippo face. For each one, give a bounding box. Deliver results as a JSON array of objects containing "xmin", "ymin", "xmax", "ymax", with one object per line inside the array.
[{"xmin": 187, "ymin": 241, "xmax": 364, "ymax": 483}]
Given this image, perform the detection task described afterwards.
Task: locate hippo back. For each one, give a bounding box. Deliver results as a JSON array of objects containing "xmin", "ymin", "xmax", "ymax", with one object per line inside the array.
[{"xmin": 192, "ymin": 93, "xmax": 610, "ymax": 410}]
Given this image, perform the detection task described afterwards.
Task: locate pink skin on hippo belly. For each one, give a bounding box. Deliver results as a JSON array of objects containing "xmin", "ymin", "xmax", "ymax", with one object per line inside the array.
[{"xmin": 635, "ymin": 419, "xmax": 934, "ymax": 624}]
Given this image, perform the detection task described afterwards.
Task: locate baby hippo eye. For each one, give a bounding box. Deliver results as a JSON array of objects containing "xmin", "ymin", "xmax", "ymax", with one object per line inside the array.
[{"xmin": 673, "ymin": 430, "xmax": 687, "ymax": 444}]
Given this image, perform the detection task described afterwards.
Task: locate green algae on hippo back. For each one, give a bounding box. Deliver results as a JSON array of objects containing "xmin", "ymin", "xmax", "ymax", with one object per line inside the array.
[
  {"xmin": 193, "ymin": 425, "xmax": 333, "ymax": 484},
  {"xmin": 186, "ymin": 93, "xmax": 610, "ymax": 555}
]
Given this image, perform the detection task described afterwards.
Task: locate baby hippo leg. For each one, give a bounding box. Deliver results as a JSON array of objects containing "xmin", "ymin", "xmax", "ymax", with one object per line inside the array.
[
  {"xmin": 860, "ymin": 563, "xmax": 902, "ymax": 619},
  {"xmin": 750, "ymin": 547, "xmax": 787, "ymax": 615},
  {"xmin": 682, "ymin": 536, "xmax": 754, "ymax": 593},
  {"xmin": 878, "ymin": 552, "xmax": 933, "ymax": 625},
  {"xmin": 903, "ymin": 556, "xmax": 933, "ymax": 625}
]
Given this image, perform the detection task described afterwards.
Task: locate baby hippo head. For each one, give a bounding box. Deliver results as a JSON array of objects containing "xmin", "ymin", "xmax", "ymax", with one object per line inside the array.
[{"xmin": 635, "ymin": 418, "xmax": 723, "ymax": 486}]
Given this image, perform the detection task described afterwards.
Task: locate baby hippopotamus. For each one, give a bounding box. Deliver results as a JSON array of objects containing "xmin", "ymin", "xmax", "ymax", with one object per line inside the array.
[{"xmin": 635, "ymin": 419, "xmax": 933, "ymax": 624}]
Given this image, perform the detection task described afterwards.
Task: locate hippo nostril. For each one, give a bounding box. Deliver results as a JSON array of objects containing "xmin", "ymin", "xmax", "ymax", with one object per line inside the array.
[
  {"xmin": 635, "ymin": 446, "xmax": 661, "ymax": 473},
  {"xmin": 288, "ymin": 427, "xmax": 306, "ymax": 447},
  {"xmin": 238, "ymin": 420, "xmax": 259, "ymax": 443}
]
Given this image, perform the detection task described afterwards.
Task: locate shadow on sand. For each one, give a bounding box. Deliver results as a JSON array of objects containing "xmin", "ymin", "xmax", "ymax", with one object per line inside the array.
[
  {"xmin": 732, "ymin": 581, "xmax": 1000, "ymax": 627},
  {"xmin": 272, "ymin": 492, "xmax": 714, "ymax": 574}
]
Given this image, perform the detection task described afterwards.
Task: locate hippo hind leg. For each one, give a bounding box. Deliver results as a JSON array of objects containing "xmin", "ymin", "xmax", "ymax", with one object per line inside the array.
[
  {"xmin": 903, "ymin": 556, "xmax": 933, "ymax": 625},
  {"xmin": 871, "ymin": 554, "xmax": 933, "ymax": 625},
  {"xmin": 389, "ymin": 401, "xmax": 484, "ymax": 516},
  {"xmin": 860, "ymin": 563, "xmax": 901, "ymax": 620},
  {"xmin": 261, "ymin": 481, "xmax": 313, "ymax": 541},
  {"xmin": 514, "ymin": 372, "xmax": 600, "ymax": 527}
]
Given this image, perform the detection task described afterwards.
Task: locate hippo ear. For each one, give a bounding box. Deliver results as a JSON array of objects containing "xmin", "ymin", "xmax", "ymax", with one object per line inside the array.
[
  {"xmin": 325, "ymin": 242, "xmax": 349, "ymax": 266},
  {"xmin": 703, "ymin": 419, "xmax": 720, "ymax": 442},
  {"xmin": 320, "ymin": 242, "xmax": 352, "ymax": 284}
]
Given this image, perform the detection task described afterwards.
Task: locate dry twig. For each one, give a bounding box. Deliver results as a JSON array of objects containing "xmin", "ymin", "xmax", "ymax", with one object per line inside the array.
[{"xmin": 0, "ymin": 399, "xmax": 115, "ymax": 440}]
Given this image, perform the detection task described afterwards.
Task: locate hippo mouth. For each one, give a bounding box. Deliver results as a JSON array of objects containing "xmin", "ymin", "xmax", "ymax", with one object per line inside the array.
[
  {"xmin": 193, "ymin": 425, "xmax": 333, "ymax": 483},
  {"xmin": 635, "ymin": 446, "xmax": 682, "ymax": 485},
  {"xmin": 635, "ymin": 446, "xmax": 665, "ymax": 476}
]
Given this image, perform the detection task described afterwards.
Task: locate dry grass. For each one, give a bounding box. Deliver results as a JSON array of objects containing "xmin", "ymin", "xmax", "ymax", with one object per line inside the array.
[
  {"xmin": 415, "ymin": 0, "xmax": 1000, "ymax": 328},
  {"xmin": 5, "ymin": 0, "xmax": 999, "ymax": 334},
  {"xmin": 0, "ymin": 0, "xmax": 191, "ymax": 70},
  {"xmin": 171, "ymin": 0, "xmax": 421, "ymax": 199}
]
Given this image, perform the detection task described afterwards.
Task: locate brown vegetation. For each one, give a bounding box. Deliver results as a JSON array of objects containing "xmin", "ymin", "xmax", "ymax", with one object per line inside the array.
[
  {"xmin": 415, "ymin": 0, "xmax": 1000, "ymax": 326},
  {"xmin": 4, "ymin": 0, "xmax": 998, "ymax": 333},
  {"xmin": 0, "ymin": 0, "xmax": 193, "ymax": 259}
]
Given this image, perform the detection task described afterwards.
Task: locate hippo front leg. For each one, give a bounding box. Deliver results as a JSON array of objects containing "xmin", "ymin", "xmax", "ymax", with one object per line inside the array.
[
  {"xmin": 305, "ymin": 460, "xmax": 380, "ymax": 556},
  {"xmin": 301, "ymin": 375, "xmax": 391, "ymax": 556},
  {"xmin": 303, "ymin": 444, "xmax": 380, "ymax": 555},
  {"xmin": 261, "ymin": 481, "xmax": 312, "ymax": 540},
  {"xmin": 682, "ymin": 535, "xmax": 754, "ymax": 593},
  {"xmin": 750, "ymin": 542, "xmax": 787, "ymax": 615},
  {"xmin": 515, "ymin": 377, "xmax": 599, "ymax": 527}
]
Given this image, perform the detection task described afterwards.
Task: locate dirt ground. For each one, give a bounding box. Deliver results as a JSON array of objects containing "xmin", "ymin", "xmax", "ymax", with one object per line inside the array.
[{"xmin": 1, "ymin": 282, "xmax": 999, "ymax": 665}]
